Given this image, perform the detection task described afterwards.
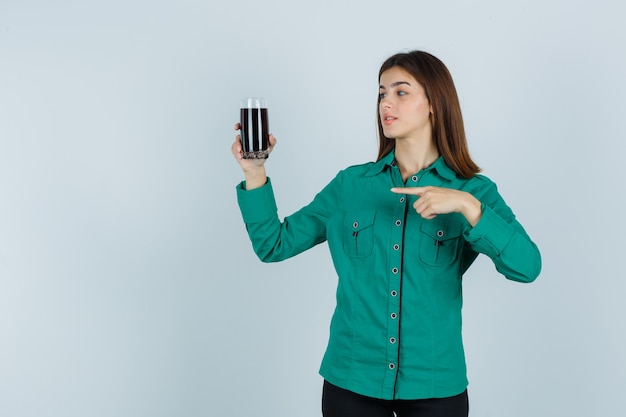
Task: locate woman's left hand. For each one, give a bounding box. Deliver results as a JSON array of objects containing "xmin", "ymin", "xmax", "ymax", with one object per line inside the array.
[{"xmin": 391, "ymin": 186, "xmax": 483, "ymax": 226}]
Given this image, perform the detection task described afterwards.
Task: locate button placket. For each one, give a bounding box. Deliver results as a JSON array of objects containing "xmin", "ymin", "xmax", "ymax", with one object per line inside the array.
[{"xmin": 386, "ymin": 188, "xmax": 407, "ymax": 380}]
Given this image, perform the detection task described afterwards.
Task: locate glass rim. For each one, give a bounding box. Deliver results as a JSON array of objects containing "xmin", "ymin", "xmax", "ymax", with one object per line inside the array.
[{"xmin": 240, "ymin": 97, "xmax": 267, "ymax": 108}]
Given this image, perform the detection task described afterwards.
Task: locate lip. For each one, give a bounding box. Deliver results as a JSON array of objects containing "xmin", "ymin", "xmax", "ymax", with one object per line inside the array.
[{"xmin": 382, "ymin": 114, "xmax": 397, "ymax": 125}]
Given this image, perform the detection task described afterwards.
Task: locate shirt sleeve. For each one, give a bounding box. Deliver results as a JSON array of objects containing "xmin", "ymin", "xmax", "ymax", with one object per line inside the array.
[
  {"xmin": 463, "ymin": 181, "xmax": 542, "ymax": 283},
  {"xmin": 236, "ymin": 173, "xmax": 342, "ymax": 263}
]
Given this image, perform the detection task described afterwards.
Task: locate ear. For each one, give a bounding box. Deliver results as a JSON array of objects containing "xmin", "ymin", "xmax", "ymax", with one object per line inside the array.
[{"xmin": 429, "ymin": 104, "xmax": 434, "ymax": 115}]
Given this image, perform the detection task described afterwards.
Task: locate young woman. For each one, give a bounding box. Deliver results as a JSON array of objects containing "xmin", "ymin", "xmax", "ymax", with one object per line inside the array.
[{"xmin": 231, "ymin": 50, "xmax": 541, "ymax": 417}]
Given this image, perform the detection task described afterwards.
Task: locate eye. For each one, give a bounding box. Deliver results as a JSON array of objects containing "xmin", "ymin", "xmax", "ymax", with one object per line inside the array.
[
  {"xmin": 397, "ymin": 91, "xmax": 407, "ymax": 96},
  {"xmin": 379, "ymin": 92, "xmax": 387, "ymax": 99}
]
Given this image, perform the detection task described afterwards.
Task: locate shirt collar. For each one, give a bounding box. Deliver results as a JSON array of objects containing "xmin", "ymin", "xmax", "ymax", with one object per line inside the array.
[
  {"xmin": 365, "ymin": 149, "xmax": 458, "ymax": 181},
  {"xmin": 429, "ymin": 155, "xmax": 458, "ymax": 181},
  {"xmin": 365, "ymin": 150, "xmax": 396, "ymax": 176}
]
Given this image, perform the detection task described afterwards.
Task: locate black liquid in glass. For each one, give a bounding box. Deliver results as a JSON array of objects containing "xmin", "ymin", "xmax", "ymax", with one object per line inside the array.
[{"xmin": 240, "ymin": 107, "xmax": 269, "ymax": 159}]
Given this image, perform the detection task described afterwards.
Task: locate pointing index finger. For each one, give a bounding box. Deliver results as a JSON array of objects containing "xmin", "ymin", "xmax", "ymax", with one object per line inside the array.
[{"xmin": 390, "ymin": 187, "xmax": 426, "ymax": 195}]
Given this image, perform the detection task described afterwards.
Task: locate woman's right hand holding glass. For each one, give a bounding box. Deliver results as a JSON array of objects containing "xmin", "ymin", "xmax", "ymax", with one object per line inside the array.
[{"xmin": 231, "ymin": 122, "xmax": 277, "ymax": 190}]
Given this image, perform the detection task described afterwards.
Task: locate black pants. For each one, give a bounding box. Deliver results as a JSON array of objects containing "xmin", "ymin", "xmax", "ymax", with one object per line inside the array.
[{"xmin": 322, "ymin": 381, "xmax": 469, "ymax": 417}]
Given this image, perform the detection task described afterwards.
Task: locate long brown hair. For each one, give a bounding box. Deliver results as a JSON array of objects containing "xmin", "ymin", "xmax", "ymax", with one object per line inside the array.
[{"xmin": 376, "ymin": 50, "xmax": 480, "ymax": 178}]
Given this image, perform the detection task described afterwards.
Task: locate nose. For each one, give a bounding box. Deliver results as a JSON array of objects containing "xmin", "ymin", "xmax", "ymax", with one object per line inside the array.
[{"xmin": 380, "ymin": 97, "xmax": 392, "ymax": 109}]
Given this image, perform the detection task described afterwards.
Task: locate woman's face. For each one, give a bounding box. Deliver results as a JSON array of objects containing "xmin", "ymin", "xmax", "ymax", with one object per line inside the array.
[{"xmin": 379, "ymin": 66, "xmax": 432, "ymax": 142}]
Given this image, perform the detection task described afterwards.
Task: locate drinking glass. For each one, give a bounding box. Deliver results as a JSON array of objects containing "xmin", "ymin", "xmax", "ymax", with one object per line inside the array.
[{"xmin": 239, "ymin": 97, "xmax": 270, "ymax": 159}]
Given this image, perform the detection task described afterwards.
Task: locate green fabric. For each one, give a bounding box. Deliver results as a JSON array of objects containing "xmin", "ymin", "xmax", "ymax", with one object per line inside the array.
[{"xmin": 236, "ymin": 150, "xmax": 541, "ymax": 400}]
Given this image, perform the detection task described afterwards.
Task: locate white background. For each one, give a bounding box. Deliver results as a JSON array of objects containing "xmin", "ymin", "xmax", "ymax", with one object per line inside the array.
[{"xmin": 1, "ymin": 1, "xmax": 624, "ymax": 416}]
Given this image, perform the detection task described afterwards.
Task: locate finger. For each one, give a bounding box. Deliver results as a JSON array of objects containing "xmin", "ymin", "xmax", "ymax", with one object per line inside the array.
[
  {"xmin": 413, "ymin": 199, "xmax": 426, "ymax": 215},
  {"xmin": 415, "ymin": 201, "xmax": 436, "ymax": 219},
  {"xmin": 390, "ymin": 187, "xmax": 426, "ymax": 195},
  {"xmin": 414, "ymin": 197, "xmax": 436, "ymax": 217},
  {"xmin": 234, "ymin": 122, "xmax": 241, "ymax": 130},
  {"xmin": 233, "ymin": 134, "xmax": 242, "ymax": 151},
  {"xmin": 261, "ymin": 134, "xmax": 277, "ymax": 156},
  {"xmin": 231, "ymin": 138, "xmax": 243, "ymax": 160},
  {"xmin": 268, "ymin": 133, "xmax": 277, "ymax": 147}
]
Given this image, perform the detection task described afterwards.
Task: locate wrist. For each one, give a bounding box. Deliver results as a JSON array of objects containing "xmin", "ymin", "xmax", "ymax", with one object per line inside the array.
[
  {"xmin": 461, "ymin": 194, "xmax": 482, "ymax": 227},
  {"xmin": 244, "ymin": 166, "xmax": 267, "ymax": 190}
]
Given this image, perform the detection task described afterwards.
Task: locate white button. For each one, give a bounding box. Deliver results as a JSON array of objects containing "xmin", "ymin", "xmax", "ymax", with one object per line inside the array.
[
  {"xmin": 393, "ymin": 244, "xmax": 399, "ymax": 250},
  {"xmin": 437, "ymin": 230, "xmax": 445, "ymax": 237},
  {"xmin": 390, "ymin": 337, "xmax": 397, "ymax": 344},
  {"xmin": 353, "ymin": 222, "xmax": 359, "ymax": 228},
  {"xmin": 399, "ymin": 197, "xmax": 405, "ymax": 203},
  {"xmin": 395, "ymin": 220, "xmax": 402, "ymax": 226},
  {"xmin": 412, "ymin": 176, "xmax": 418, "ymax": 182},
  {"xmin": 391, "ymin": 291, "xmax": 398, "ymax": 297},
  {"xmin": 389, "ymin": 363, "xmax": 395, "ymax": 369},
  {"xmin": 390, "ymin": 312, "xmax": 397, "ymax": 319},
  {"xmin": 392, "ymin": 267, "xmax": 398, "ymax": 274}
]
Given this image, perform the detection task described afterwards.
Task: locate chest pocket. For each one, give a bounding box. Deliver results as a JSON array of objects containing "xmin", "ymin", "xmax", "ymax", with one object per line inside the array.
[
  {"xmin": 343, "ymin": 211, "xmax": 376, "ymax": 258},
  {"xmin": 419, "ymin": 219, "xmax": 463, "ymax": 266}
]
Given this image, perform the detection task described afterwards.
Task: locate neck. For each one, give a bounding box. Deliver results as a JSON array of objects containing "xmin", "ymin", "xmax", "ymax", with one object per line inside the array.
[{"xmin": 393, "ymin": 138, "xmax": 439, "ymax": 182}]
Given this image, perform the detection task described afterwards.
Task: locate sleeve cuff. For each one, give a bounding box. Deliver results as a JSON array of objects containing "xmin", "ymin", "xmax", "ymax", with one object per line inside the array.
[
  {"xmin": 464, "ymin": 204, "xmax": 515, "ymax": 255},
  {"xmin": 236, "ymin": 178, "xmax": 278, "ymax": 223}
]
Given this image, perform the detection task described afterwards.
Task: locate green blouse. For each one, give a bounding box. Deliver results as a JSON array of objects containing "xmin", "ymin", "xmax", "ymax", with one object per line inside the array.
[{"xmin": 236, "ymin": 150, "xmax": 541, "ymax": 400}]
